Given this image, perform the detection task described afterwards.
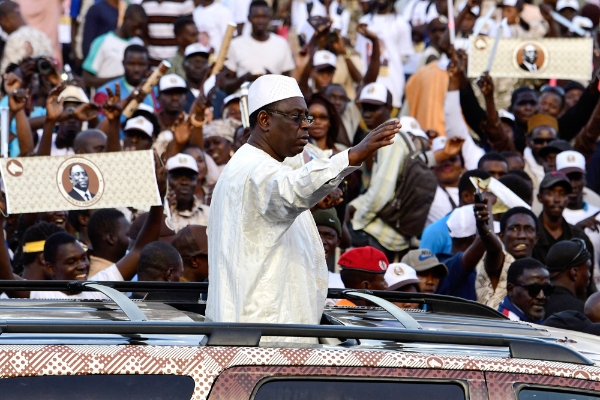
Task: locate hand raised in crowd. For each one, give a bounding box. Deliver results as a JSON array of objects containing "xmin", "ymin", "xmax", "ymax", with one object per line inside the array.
[
  {"xmin": 171, "ymin": 113, "xmax": 193, "ymax": 145},
  {"xmin": 45, "ymin": 83, "xmax": 66, "ymax": 122},
  {"xmin": 477, "ymin": 72, "xmax": 494, "ymax": 97},
  {"xmin": 103, "ymin": 83, "xmax": 123, "ymax": 121},
  {"xmin": 72, "ymin": 102, "xmax": 100, "ymax": 122},
  {"xmin": 331, "ymin": 33, "xmax": 347, "ymax": 56},
  {"xmin": 434, "ymin": 137, "xmax": 465, "ymax": 163},
  {"xmin": 154, "ymin": 150, "xmax": 168, "ymax": 199},
  {"xmin": 3, "ymin": 72, "xmax": 22, "ymax": 94},
  {"xmin": 576, "ymin": 212, "xmax": 600, "ymax": 232},
  {"xmin": 356, "ymin": 24, "xmax": 378, "ymax": 42},
  {"xmin": 8, "ymin": 89, "xmax": 28, "ymax": 114},
  {"xmin": 539, "ymin": 3, "xmax": 554, "ymax": 22},
  {"xmin": 473, "ymin": 194, "xmax": 493, "ymax": 236},
  {"xmin": 348, "ymin": 119, "xmax": 400, "ymax": 166}
]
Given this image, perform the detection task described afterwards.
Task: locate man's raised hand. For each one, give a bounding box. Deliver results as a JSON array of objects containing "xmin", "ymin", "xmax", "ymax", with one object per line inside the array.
[{"xmin": 348, "ymin": 119, "xmax": 400, "ymax": 166}]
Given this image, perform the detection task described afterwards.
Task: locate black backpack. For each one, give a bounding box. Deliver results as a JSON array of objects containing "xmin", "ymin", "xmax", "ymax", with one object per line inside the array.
[{"xmin": 377, "ymin": 132, "xmax": 438, "ymax": 237}]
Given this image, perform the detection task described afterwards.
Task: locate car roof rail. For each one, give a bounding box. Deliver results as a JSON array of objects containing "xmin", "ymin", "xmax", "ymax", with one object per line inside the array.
[
  {"xmin": 0, "ymin": 282, "xmax": 507, "ymax": 320},
  {"xmin": 82, "ymin": 283, "xmax": 148, "ymax": 321},
  {"xmin": 343, "ymin": 290, "xmax": 422, "ymax": 330},
  {"xmin": 329, "ymin": 289, "xmax": 506, "ymax": 320},
  {"xmin": 0, "ymin": 320, "xmax": 591, "ymax": 365}
]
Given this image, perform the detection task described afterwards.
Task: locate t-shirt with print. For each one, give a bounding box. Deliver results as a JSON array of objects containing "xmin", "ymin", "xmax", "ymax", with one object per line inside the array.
[
  {"xmin": 355, "ymin": 13, "xmax": 414, "ymax": 108},
  {"xmin": 225, "ymin": 33, "xmax": 295, "ymax": 77},
  {"xmin": 83, "ymin": 32, "xmax": 132, "ymax": 78},
  {"xmin": 30, "ymin": 264, "xmax": 124, "ymax": 300}
]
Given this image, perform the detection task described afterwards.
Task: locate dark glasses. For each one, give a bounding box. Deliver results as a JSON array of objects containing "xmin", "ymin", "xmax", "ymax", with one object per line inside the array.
[
  {"xmin": 515, "ymin": 283, "xmax": 555, "ymax": 297},
  {"xmin": 532, "ymin": 138, "xmax": 553, "ymax": 145}
]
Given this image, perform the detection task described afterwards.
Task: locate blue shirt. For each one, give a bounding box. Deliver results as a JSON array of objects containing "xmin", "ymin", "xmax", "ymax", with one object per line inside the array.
[
  {"xmin": 436, "ymin": 252, "xmax": 476, "ymax": 301},
  {"xmin": 0, "ymin": 96, "xmax": 47, "ymax": 157},
  {"xmin": 420, "ymin": 214, "xmax": 452, "ymax": 255},
  {"xmin": 82, "ymin": 0, "xmax": 118, "ymax": 58},
  {"xmin": 95, "ymin": 76, "xmax": 160, "ymax": 135}
]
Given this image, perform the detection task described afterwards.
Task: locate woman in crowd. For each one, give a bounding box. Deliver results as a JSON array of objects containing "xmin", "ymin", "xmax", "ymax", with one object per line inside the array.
[
  {"xmin": 203, "ymin": 118, "xmax": 240, "ymax": 178},
  {"xmin": 306, "ymin": 93, "xmax": 345, "ymax": 158}
]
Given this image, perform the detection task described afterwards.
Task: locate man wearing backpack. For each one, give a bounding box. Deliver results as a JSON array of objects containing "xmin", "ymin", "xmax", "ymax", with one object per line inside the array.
[{"xmin": 348, "ymin": 82, "xmax": 464, "ymax": 262}]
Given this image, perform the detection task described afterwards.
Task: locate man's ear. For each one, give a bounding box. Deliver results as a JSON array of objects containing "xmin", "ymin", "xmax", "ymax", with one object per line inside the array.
[
  {"xmin": 507, "ymin": 283, "xmax": 514, "ymax": 297},
  {"xmin": 257, "ymin": 110, "xmax": 271, "ymax": 132},
  {"xmin": 106, "ymin": 233, "xmax": 116, "ymax": 246},
  {"xmin": 190, "ymin": 255, "xmax": 200, "ymax": 269},
  {"xmin": 361, "ymin": 280, "xmax": 370, "ymax": 289},
  {"xmin": 164, "ymin": 267, "xmax": 173, "ymax": 282},
  {"xmin": 570, "ymin": 267, "xmax": 578, "ymax": 282},
  {"xmin": 41, "ymin": 255, "xmax": 55, "ymax": 278},
  {"xmin": 78, "ymin": 213, "xmax": 90, "ymax": 228}
]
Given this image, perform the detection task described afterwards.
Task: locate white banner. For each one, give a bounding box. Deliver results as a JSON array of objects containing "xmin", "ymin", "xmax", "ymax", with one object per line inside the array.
[
  {"xmin": 0, "ymin": 150, "xmax": 161, "ymax": 214},
  {"xmin": 467, "ymin": 36, "xmax": 593, "ymax": 80}
]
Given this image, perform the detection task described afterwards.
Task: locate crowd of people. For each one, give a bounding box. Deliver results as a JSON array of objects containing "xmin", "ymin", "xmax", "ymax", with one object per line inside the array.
[{"xmin": 0, "ymin": 0, "xmax": 600, "ymax": 334}]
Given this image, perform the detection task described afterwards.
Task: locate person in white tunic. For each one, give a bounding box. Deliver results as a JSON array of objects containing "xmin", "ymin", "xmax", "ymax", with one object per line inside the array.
[{"xmin": 206, "ymin": 75, "xmax": 400, "ymax": 333}]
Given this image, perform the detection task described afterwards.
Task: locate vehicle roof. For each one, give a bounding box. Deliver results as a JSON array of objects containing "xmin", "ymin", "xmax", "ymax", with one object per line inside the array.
[{"xmin": 0, "ymin": 283, "xmax": 598, "ymax": 368}]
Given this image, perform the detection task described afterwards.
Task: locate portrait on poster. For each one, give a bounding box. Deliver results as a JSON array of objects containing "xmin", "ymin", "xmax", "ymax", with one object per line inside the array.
[
  {"xmin": 514, "ymin": 42, "xmax": 548, "ymax": 73},
  {"xmin": 57, "ymin": 158, "xmax": 104, "ymax": 207}
]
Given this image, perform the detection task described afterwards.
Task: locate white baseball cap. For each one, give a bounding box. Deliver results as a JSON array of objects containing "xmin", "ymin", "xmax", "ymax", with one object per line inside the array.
[
  {"xmin": 357, "ymin": 82, "xmax": 390, "ymax": 106},
  {"xmin": 248, "ymin": 74, "xmax": 304, "ymax": 115},
  {"xmin": 502, "ymin": 0, "xmax": 518, "ymax": 6},
  {"xmin": 399, "ymin": 116, "xmax": 427, "ymax": 140},
  {"xmin": 557, "ymin": 150, "xmax": 586, "ymax": 174},
  {"xmin": 58, "ymin": 85, "xmax": 89, "ymax": 103},
  {"xmin": 313, "ymin": 50, "xmax": 337, "ymax": 70},
  {"xmin": 223, "ymin": 90, "xmax": 242, "ymax": 107},
  {"xmin": 458, "ymin": 1, "xmax": 480, "ymax": 15},
  {"xmin": 557, "ymin": 0, "xmax": 579, "ymax": 11},
  {"xmin": 184, "ymin": 43, "xmax": 211, "ymax": 57},
  {"xmin": 385, "ymin": 263, "xmax": 421, "ymax": 291},
  {"xmin": 432, "ymin": 136, "xmax": 447, "ymax": 152},
  {"xmin": 137, "ymin": 103, "xmax": 155, "ymax": 113},
  {"xmin": 447, "ymin": 205, "xmax": 476, "ymax": 238},
  {"xmin": 159, "ymin": 74, "xmax": 187, "ymax": 92},
  {"xmin": 124, "ymin": 116, "xmax": 153, "ymax": 138},
  {"xmin": 166, "ymin": 153, "xmax": 199, "ymax": 173}
]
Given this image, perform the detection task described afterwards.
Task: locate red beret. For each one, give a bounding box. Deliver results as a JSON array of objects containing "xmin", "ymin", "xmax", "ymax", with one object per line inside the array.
[{"xmin": 338, "ymin": 246, "xmax": 389, "ymax": 274}]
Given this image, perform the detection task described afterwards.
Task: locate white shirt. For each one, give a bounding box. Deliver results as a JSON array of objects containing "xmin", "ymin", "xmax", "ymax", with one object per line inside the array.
[
  {"xmin": 355, "ymin": 13, "xmax": 414, "ymax": 108},
  {"xmin": 30, "ymin": 264, "xmax": 123, "ymax": 299},
  {"xmin": 444, "ymin": 90, "xmax": 485, "ymax": 171},
  {"xmin": 401, "ymin": 0, "xmax": 439, "ymax": 26},
  {"xmin": 294, "ymin": 0, "xmax": 350, "ymax": 37},
  {"xmin": 524, "ymin": 146, "xmax": 545, "ymax": 215},
  {"xmin": 426, "ymin": 186, "xmax": 459, "ymax": 226},
  {"xmin": 225, "ymin": 33, "xmax": 295, "ymax": 77},
  {"xmin": 82, "ymin": 32, "xmax": 132, "ymax": 78},
  {"xmin": 193, "ymin": 2, "xmax": 234, "ymax": 55},
  {"xmin": 206, "ymin": 144, "xmax": 356, "ymax": 339}
]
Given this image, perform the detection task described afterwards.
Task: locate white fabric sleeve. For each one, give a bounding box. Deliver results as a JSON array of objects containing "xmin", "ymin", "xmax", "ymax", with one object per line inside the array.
[
  {"xmin": 444, "ymin": 90, "xmax": 485, "ymax": 171},
  {"xmin": 246, "ymin": 149, "xmax": 358, "ymax": 224},
  {"xmin": 90, "ymin": 264, "xmax": 124, "ymax": 282}
]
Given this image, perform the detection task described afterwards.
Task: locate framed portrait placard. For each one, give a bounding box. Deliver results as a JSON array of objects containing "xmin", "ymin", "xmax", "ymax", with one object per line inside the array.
[
  {"xmin": 467, "ymin": 37, "xmax": 593, "ymax": 80},
  {"xmin": 0, "ymin": 150, "xmax": 162, "ymax": 214}
]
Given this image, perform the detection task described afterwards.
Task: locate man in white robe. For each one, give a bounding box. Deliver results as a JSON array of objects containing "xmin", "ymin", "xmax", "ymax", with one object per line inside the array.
[{"xmin": 206, "ymin": 75, "xmax": 399, "ymax": 335}]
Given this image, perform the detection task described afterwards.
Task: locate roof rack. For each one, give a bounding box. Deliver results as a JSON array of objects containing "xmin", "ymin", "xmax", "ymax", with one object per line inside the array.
[
  {"xmin": 343, "ymin": 290, "xmax": 422, "ymax": 330},
  {"xmin": 0, "ymin": 320, "xmax": 590, "ymax": 365},
  {"xmin": 0, "ymin": 282, "xmax": 504, "ymax": 319},
  {"xmin": 330, "ymin": 289, "xmax": 506, "ymax": 320}
]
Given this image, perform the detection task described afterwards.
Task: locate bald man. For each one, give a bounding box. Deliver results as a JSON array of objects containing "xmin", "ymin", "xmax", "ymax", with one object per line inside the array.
[
  {"xmin": 73, "ymin": 130, "xmax": 107, "ymax": 154},
  {"xmin": 585, "ymin": 292, "xmax": 600, "ymax": 323},
  {"xmin": 206, "ymin": 75, "xmax": 399, "ymax": 336}
]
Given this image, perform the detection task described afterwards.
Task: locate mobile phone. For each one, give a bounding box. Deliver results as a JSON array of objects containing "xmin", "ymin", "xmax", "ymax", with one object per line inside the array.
[{"xmin": 475, "ymin": 185, "xmax": 483, "ymax": 204}]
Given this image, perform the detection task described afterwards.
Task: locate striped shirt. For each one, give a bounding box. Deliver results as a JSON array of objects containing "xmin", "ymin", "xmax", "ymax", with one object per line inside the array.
[
  {"xmin": 349, "ymin": 130, "xmax": 410, "ymax": 252},
  {"xmin": 142, "ymin": 0, "xmax": 194, "ymax": 64}
]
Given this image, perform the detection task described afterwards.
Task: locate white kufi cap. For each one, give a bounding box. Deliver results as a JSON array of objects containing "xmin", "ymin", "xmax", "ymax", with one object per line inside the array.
[{"xmin": 248, "ymin": 74, "xmax": 304, "ymax": 115}]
